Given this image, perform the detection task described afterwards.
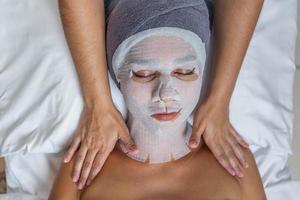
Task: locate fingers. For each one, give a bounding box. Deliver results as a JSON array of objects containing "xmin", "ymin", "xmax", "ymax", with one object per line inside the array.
[
  {"xmin": 77, "ymin": 150, "xmax": 98, "ymax": 189},
  {"xmin": 86, "ymin": 151, "xmax": 109, "ymax": 186},
  {"xmin": 72, "ymin": 145, "xmax": 88, "ymax": 183},
  {"xmin": 64, "ymin": 109, "xmax": 89, "ymax": 163},
  {"xmin": 209, "ymin": 137, "xmax": 245, "ymax": 178},
  {"xmin": 188, "ymin": 123, "xmax": 205, "ymax": 149},
  {"xmin": 64, "ymin": 135, "xmax": 81, "ymax": 163},
  {"xmin": 118, "ymin": 129, "xmax": 139, "ymax": 153},
  {"xmin": 230, "ymin": 125, "xmax": 249, "ymax": 148},
  {"xmin": 210, "ymin": 145, "xmax": 236, "ymax": 176},
  {"xmin": 221, "ymin": 141, "xmax": 244, "ymax": 177},
  {"xmin": 226, "ymin": 135, "xmax": 249, "ymax": 169}
]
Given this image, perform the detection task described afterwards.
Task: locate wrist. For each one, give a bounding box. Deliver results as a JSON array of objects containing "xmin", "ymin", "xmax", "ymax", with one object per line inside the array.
[
  {"xmin": 84, "ymin": 94, "xmax": 114, "ymax": 111},
  {"xmin": 204, "ymin": 92, "xmax": 230, "ymax": 111},
  {"xmin": 207, "ymin": 85, "xmax": 231, "ymax": 100}
]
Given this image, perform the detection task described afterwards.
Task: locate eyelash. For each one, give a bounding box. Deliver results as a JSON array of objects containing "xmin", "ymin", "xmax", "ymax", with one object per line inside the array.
[
  {"xmin": 173, "ymin": 68, "xmax": 196, "ymax": 76},
  {"xmin": 132, "ymin": 72, "xmax": 156, "ymax": 78}
]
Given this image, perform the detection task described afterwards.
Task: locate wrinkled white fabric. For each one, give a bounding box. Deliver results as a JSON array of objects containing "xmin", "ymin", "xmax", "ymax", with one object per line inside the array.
[
  {"xmin": 113, "ymin": 28, "xmax": 206, "ymax": 163},
  {"xmin": 2, "ymin": 153, "xmax": 62, "ymax": 200}
]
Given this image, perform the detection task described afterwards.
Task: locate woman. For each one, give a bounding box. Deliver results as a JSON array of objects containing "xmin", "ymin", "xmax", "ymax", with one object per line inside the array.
[
  {"xmin": 59, "ymin": 0, "xmax": 264, "ymax": 189},
  {"xmin": 49, "ymin": 1, "xmax": 266, "ymax": 199}
]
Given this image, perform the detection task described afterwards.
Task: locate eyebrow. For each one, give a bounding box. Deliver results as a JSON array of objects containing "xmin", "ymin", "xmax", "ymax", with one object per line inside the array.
[{"xmin": 173, "ymin": 55, "xmax": 198, "ymax": 65}]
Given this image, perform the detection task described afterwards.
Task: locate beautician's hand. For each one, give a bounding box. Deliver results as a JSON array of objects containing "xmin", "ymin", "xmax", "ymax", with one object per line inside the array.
[
  {"xmin": 188, "ymin": 97, "xmax": 249, "ymax": 177},
  {"xmin": 63, "ymin": 103, "xmax": 138, "ymax": 189}
]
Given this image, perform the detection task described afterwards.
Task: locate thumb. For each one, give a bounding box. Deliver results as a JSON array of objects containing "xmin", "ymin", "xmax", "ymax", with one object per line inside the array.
[
  {"xmin": 118, "ymin": 129, "xmax": 139, "ymax": 154},
  {"xmin": 188, "ymin": 123, "xmax": 205, "ymax": 149}
]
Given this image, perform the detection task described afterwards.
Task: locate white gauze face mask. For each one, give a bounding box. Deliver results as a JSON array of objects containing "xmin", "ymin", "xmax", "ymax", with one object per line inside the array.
[{"xmin": 112, "ymin": 28, "xmax": 206, "ymax": 163}]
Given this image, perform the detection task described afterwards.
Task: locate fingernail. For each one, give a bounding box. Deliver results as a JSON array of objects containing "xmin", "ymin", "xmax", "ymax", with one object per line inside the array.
[
  {"xmin": 121, "ymin": 143, "xmax": 129, "ymax": 153},
  {"xmin": 72, "ymin": 175, "xmax": 78, "ymax": 182},
  {"xmin": 230, "ymin": 170, "xmax": 235, "ymax": 176},
  {"xmin": 234, "ymin": 170, "xmax": 243, "ymax": 177},
  {"xmin": 131, "ymin": 149, "xmax": 139, "ymax": 154},
  {"xmin": 189, "ymin": 140, "xmax": 199, "ymax": 148},
  {"xmin": 129, "ymin": 145, "xmax": 140, "ymax": 154},
  {"xmin": 129, "ymin": 145, "xmax": 136, "ymax": 151},
  {"xmin": 237, "ymin": 171, "xmax": 244, "ymax": 178},
  {"xmin": 244, "ymin": 162, "xmax": 249, "ymax": 168}
]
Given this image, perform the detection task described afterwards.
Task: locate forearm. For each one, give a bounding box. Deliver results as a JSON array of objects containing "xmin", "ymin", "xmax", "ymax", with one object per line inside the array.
[
  {"xmin": 59, "ymin": 0, "xmax": 112, "ymax": 108},
  {"xmin": 208, "ymin": 0, "xmax": 264, "ymax": 106}
]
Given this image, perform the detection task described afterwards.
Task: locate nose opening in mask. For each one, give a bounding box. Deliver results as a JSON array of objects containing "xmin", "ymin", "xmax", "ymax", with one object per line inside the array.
[{"xmin": 151, "ymin": 76, "xmax": 181, "ymax": 104}]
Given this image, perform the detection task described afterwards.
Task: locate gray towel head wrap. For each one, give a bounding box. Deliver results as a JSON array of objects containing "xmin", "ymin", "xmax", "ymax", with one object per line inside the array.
[{"xmin": 106, "ymin": 0, "xmax": 211, "ymax": 83}]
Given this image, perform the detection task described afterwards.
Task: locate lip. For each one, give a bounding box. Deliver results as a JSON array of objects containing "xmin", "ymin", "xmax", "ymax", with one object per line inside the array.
[{"xmin": 151, "ymin": 111, "xmax": 181, "ymax": 121}]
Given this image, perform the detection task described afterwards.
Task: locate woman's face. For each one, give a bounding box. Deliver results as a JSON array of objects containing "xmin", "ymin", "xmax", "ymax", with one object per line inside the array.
[{"xmin": 117, "ymin": 35, "xmax": 204, "ymax": 131}]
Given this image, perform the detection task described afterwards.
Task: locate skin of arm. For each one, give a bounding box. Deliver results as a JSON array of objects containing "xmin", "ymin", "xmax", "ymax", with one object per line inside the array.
[
  {"xmin": 58, "ymin": 0, "xmax": 137, "ymax": 189},
  {"xmin": 58, "ymin": 0, "xmax": 111, "ymax": 106},
  {"xmin": 189, "ymin": 0, "xmax": 264, "ymax": 177},
  {"xmin": 209, "ymin": 0, "xmax": 264, "ymax": 103}
]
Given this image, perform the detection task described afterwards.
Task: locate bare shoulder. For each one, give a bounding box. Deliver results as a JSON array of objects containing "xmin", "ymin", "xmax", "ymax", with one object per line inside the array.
[
  {"xmin": 192, "ymin": 145, "xmax": 266, "ymax": 200},
  {"xmin": 191, "ymin": 145, "xmax": 243, "ymax": 198},
  {"xmin": 236, "ymin": 148, "xmax": 267, "ymax": 200}
]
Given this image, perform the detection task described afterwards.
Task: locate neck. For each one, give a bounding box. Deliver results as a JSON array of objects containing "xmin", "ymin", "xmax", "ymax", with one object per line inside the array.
[{"xmin": 118, "ymin": 113, "xmax": 192, "ymax": 164}]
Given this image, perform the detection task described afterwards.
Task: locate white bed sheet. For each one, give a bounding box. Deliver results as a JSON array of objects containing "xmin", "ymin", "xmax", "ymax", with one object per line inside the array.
[
  {"xmin": 0, "ymin": 0, "xmax": 299, "ymax": 199},
  {"xmin": 0, "ymin": 0, "xmax": 126, "ymax": 155},
  {"xmin": 0, "ymin": 194, "xmax": 43, "ymax": 200}
]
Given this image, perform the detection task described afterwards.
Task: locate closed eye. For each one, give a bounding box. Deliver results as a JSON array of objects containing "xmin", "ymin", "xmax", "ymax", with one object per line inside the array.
[
  {"xmin": 172, "ymin": 67, "xmax": 198, "ymax": 81},
  {"xmin": 173, "ymin": 68, "xmax": 196, "ymax": 75},
  {"xmin": 133, "ymin": 72, "xmax": 156, "ymax": 78},
  {"xmin": 131, "ymin": 70, "xmax": 158, "ymax": 82}
]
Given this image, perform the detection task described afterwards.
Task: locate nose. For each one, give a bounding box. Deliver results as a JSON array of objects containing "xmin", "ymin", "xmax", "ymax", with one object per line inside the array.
[{"xmin": 151, "ymin": 74, "xmax": 180, "ymax": 103}]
